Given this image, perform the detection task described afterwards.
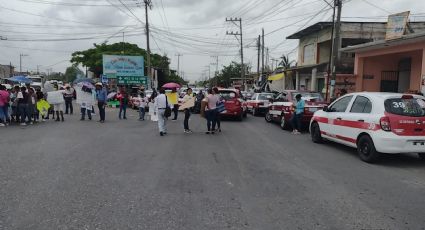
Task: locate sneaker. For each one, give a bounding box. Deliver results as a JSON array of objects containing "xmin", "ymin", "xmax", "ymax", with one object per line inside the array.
[
  {"xmin": 42, "ymin": 119, "xmax": 46, "ymax": 122},
  {"xmin": 187, "ymin": 130, "xmax": 193, "ymax": 133},
  {"xmin": 29, "ymin": 122, "xmax": 33, "ymax": 125},
  {"xmin": 293, "ymin": 131, "xmax": 301, "ymax": 135},
  {"xmin": 205, "ymin": 131, "xmax": 210, "ymax": 134},
  {"xmin": 0, "ymin": 123, "xmax": 5, "ymax": 127},
  {"xmin": 160, "ymin": 132, "xmax": 164, "ymax": 136},
  {"xmin": 20, "ymin": 123, "xmax": 26, "ymax": 126}
]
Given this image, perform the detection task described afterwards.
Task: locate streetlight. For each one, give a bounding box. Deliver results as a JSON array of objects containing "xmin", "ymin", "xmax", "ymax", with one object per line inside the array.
[{"xmin": 19, "ymin": 54, "xmax": 28, "ymax": 73}]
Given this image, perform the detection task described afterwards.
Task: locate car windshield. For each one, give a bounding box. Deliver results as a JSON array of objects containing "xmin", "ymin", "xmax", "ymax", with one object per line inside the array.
[
  {"xmin": 291, "ymin": 92, "xmax": 324, "ymax": 101},
  {"xmin": 258, "ymin": 93, "xmax": 274, "ymax": 100},
  {"xmin": 219, "ymin": 91, "xmax": 238, "ymax": 100},
  {"xmin": 29, "ymin": 78, "xmax": 42, "ymax": 83},
  {"xmin": 384, "ymin": 98, "xmax": 425, "ymax": 117}
]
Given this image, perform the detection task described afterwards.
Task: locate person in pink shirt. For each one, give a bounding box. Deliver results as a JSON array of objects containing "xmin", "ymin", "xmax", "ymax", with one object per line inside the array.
[
  {"xmin": 0, "ymin": 84, "xmax": 10, "ymax": 126},
  {"xmin": 205, "ymin": 88, "xmax": 219, "ymax": 134}
]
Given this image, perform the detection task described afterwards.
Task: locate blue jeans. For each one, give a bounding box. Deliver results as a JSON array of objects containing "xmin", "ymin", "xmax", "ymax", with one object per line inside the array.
[
  {"xmin": 206, "ymin": 109, "xmax": 218, "ymax": 131},
  {"xmin": 119, "ymin": 104, "xmax": 127, "ymax": 119},
  {"xmin": 290, "ymin": 112, "xmax": 303, "ymax": 131},
  {"xmin": 139, "ymin": 106, "xmax": 145, "ymax": 120},
  {"xmin": 81, "ymin": 107, "xmax": 92, "ymax": 120},
  {"xmin": 19, "ymin": 104, "xmax": 28, "ymax": 123},
  {"xmin": 0, "ymin": 105, "xmax": 5, "ymax": 123}
]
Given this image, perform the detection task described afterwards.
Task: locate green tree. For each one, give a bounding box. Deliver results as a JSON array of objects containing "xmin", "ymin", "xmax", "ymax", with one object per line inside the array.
[
  {"xmin": 63, "ymin": 66, "xmax": 84, "ymax": 83},
  {"xmin": 206, "ymin": 62, "xmax": 249, "ymax": 88}
]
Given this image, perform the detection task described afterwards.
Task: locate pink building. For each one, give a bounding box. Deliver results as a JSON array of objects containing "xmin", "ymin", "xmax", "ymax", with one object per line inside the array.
[{"xmin": 342, "ymin": 32, "xmax": 425, "ymax": 95}]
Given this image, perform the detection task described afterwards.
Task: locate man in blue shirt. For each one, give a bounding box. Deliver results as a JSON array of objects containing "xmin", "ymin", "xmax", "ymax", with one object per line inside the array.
[
  {"xmin": 291, "ymin": 94, "xmax": 305, "ymax": 134},
  {"xmin": 95, "ymin": 83, "xmax": 107, "ymax": 123}
]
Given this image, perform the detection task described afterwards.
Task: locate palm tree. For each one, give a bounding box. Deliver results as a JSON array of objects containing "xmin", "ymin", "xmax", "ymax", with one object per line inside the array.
[
  {"xmin": 279, "ymin": 55, "xmax": 295, "ymax": 89},
  {"xmin": 279, "ymin": 55, "xmax": 293, "ymax": 70}
]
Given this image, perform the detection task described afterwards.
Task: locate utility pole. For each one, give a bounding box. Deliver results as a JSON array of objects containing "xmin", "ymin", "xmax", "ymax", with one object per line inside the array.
[
  {"xmin": 144, "ymin": 0, "xmax": 152, "ymax": 88},
  {"xmin": 19, "ymin": 54, "xmax": 28, "ymax": 73},
  {"xmin": 175, "ymin": 53, "xmax": 183, "ymax": 76},
  {"xmin": 257, "ymin": 35, "xmax": 261, "ymax": 79},
  {"xmin": 266, "ymin": 48, "xmax": 269, "ymax": 71},
  {"xmin": 262, "ymin": 28, "xmax": 265, "ymax": 75},
  {"xmin": 226, "ymin": 17, "xmax": 245, "ymax": 90},
  {"xmin": 329, "ymin": 0, "xmax": 342, "ymax": 99},
  {"xmin": 210, "ymin": 55, "xmax": 219, "ymax": 86},
  {"xmin": 271, "ymin": 58, "xmax": 279, "ymax": 71},
  {"xmin": 122, "ymin": 32, "xmax": 125, "ymax": 54}
]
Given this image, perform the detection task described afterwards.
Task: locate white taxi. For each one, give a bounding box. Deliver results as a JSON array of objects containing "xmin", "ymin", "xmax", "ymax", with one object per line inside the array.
[{"xmin": 310, "ymin": 92, "xmax": 425, "ymax": 163}]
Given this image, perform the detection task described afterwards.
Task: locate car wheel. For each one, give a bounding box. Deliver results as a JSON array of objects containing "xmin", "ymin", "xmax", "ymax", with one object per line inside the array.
[
  {"xmin": 418, "ymin": 153, "xmax": 425, "ymax": 160},
  {"xmin": 280, "ymin": 116, "xmax": 287, "ymax": 130},
  {"xmin": 265, "ymin": 111, "xmax": 272, "ymax": 123},
  {"xmin": 310, "ymin": 122, "xmax": 323, "ymax": 143},
  {"xmin": 357, "ymin": 135, "xmax": 380, "ymax": 163}
]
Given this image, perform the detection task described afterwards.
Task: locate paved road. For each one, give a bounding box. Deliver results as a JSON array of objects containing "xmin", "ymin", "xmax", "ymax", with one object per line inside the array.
[{"xmin": 1, "ymin": 107, "xmax": 425, "ymax": 230}]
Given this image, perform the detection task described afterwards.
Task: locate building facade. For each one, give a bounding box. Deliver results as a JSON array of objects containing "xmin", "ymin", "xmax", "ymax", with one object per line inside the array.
[
  {"xmin": 0, "ymin": 64, "xmax": 14, "ymax": 79},
  {"xmin": 286, "ymin": 21, "xmax": 425, "ymax": 95},
  {"xmin": 343, "ymin": 32, "xmax": 425, "ymax": 95}
]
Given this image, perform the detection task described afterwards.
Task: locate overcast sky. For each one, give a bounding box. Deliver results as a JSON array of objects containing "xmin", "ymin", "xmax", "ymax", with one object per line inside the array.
[{"xmin": 0, "ymin": 0, "xmax": 424, "ymax": 82}]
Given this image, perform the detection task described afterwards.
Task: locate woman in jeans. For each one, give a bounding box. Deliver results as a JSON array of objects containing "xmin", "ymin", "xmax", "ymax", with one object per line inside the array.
[
  {"xmin": 213, "ymin": 87, "xmax": 223, "ymax": 132},
  {"xmin": 205, "ymin": 88, "xmax": 219, "ymax": 134},
  {"xmin": 182, "ymin": 88, "xmax": 194, "ymax": 133}
]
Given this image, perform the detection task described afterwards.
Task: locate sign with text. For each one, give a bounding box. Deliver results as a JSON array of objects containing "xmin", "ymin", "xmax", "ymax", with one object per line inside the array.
[
  {"xmin": 117, "ymin": 76, "xmax": 147, "ymax": 85},
  {"xmin": 103, "ymin": 55, "xmax": 144, "ymax": 78},
  {"xmin": 386, "ymin": 11, "xmax": 410, "ymax": 40}
]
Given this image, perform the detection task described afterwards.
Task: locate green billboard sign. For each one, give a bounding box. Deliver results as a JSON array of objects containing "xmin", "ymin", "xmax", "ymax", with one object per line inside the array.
[{"xmin": 117, "ymin": 76, "xmax": 147, "ymax": 85}]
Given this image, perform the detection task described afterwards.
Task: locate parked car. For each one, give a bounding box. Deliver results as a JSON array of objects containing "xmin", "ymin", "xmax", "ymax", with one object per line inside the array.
[
  {"xmin": 310, "ymin": 92, "xmax": 425, "ymax": 163},
  {"xmin": 265, "ymin": 90, "xmax": 327, "ymax": 130},
  {"xmin": 246, "ymin": 93, "xmax": 275, "ymax": 116},
  {"xmin": 241, "ymin": 91, "xmax": 253, "ymax": 100},
  {"xmin": 217, "ymin": 89, "xmax": 247, "ymax": 121}
]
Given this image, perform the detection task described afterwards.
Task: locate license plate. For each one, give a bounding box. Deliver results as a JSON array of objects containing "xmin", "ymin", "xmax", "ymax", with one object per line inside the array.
[{"xmin": 412, "ymin": 141, "xmax": 425, "ymax": 146}]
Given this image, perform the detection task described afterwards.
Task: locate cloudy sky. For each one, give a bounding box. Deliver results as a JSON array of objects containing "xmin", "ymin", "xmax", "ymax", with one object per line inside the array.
[{"xmin": 0, "ymin": 0, "xmax": 424, "ymax": 82}]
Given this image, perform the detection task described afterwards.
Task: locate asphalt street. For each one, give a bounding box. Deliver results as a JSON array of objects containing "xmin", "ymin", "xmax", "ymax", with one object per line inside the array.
[{"xmin": 1, "ymin": 107, "xmax": 425, "ymax": 230}]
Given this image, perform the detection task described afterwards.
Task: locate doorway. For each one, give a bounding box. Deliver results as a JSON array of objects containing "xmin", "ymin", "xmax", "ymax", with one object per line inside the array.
[
  {"xmin": 380, "ymin": 71, "xmax": 398, "ymax": 92},
  {"xmin": 398, "ymin": 58, "xmax": 411, "ymax": 93}
]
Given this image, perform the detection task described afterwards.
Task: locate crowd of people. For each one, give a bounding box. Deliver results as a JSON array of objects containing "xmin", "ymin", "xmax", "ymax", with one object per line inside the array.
[
  {"xmin": 151, "ymin": 87, "xmax": 224, "ymax": 136},
  {"xmin": 0, "ymin": 82, "xmax": 230, "ymax": 136},
  {"xmin": 0, "ymin": 82, "xmax": 111, "ymax": 126}
]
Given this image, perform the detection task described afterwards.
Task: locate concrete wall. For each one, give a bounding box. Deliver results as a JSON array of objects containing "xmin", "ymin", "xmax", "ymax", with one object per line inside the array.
[{"xmin": 354, "ymin": 41, "xmax": 425, "ymax": 92}]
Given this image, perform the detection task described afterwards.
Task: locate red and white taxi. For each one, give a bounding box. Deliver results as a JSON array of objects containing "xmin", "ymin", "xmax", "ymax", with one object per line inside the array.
[
  {"xmin": 265, "ymin": 90, "xmax": 327, "ymax": 130},
  {"xmin": 217, "ymin": 89, "xmax": 248, "ymax": 121},
  {"xmin": 246, "ymin": 93, "xmax": 275, "ymax": 116},
  {"xmin": 310, "ymin": 92, "xmax": 425, "ymax": 163}
]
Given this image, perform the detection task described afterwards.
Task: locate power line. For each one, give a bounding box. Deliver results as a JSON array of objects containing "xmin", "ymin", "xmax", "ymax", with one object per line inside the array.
[{"xmin": 360, "ymin": 0, "xmax": 392, "ymax": 14}]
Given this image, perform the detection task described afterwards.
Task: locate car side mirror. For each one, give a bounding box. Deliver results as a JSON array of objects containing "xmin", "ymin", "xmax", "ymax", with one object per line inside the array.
[{"xmin": 323, "ymin": 106, "xmax": 328, "ymax": 112}]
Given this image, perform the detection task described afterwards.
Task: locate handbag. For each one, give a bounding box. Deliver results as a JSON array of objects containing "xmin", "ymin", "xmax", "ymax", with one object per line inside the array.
[
  {"xmin": 164, "ymin": 95, "xmax": 172, "ymax": 117},
  {"xmin": 216, "ymin": 101, "xmax": 226, "ymax": 113}
]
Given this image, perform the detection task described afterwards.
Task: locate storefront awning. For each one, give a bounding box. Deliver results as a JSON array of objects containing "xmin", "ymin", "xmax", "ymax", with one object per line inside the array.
[{"xmin": 268, "ymin": 73, "xmax": 284, "ymax": 81}]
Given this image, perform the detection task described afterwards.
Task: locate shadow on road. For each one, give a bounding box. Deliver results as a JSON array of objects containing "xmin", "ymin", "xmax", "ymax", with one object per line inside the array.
[{"xmin": 324, "ymin": 141, "xmax": 425, "ymax": 168}]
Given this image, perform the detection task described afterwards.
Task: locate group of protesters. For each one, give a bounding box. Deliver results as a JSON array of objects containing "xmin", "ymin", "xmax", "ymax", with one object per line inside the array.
[{"xmin": 0, "ymin": 82, "xmax": 110, "ymax": 127}]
